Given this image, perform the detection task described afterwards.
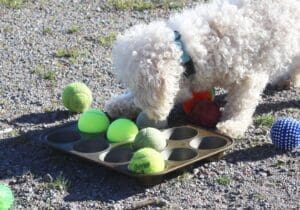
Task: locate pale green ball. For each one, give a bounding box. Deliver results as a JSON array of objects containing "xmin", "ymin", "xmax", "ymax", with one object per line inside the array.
[
  {"xmin": 133, "ymin": 127, "xmax": 167, "ymax": 151},
  {"xmin": 107, "ymin": 118, "xmax": 138, "ymax": 143},
  {"xmin": 0, "ymin": 184, "xmax": 14, "ymax": 210},
  {"xmin": 78, "ymin": 109, "xmax": 110, "ymax": 133},
  {"xmin": 128, "ymin": 148, "xmax": 165, "ymax": 174},
  {"xmin": 62, "ymin": 82, "xmax": 92, "ymax": 113}
]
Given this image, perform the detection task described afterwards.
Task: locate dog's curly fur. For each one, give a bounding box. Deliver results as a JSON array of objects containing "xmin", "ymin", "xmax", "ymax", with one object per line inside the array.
[{"xmin": 105, "ymin": 0, "xmax": 300, "ymax": 138}]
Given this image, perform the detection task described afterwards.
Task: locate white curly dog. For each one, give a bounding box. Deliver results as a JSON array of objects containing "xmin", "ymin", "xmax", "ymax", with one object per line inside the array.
[{"xmin": 104, "ymin": 0, "xmax": 300, "ymax": 138}]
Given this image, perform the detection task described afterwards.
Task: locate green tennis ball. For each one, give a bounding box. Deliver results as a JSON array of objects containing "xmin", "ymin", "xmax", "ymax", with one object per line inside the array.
[
  {"xmin": 107, "ymin": 118, "xmax": 138, "ymax": 143},
  {"xmin": 133, "ymin": 127, "xmax": 167, "ymax": 151},
  {"xmin": 0, "ymin": 184, "xmax": 14, "ymax": 210},
  {"xmin": 128, "ymin": 148, "xmax": 165, "ymax": 174},
  {"xmin": 62, "ymin": 82, "xmax": 92, "ymax": 113},
  {"xmin": 78, "ymin": 109, "xmax": 110, "ymax": 133}
]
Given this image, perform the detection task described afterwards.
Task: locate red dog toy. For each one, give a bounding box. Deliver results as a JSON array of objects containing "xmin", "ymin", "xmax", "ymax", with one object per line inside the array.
[
  {"xmin": 183, "ymin": 89, "xmax": 220, "ymax": 128},
  {"xmin": 188, "ymin": 99, "xmax": 221, "ymax": 128},
  {"xmin": 182, "ymin": 89, "xmax": 215, "ymax": 114}
]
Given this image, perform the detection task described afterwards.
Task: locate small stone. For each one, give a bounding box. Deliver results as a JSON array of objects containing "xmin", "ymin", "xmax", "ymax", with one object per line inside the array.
[
  {"xmin": 259, "ymin": 172, "xmax": 268, "ymax": 177},
  {"xmin": 9, "ymin": 179, "xmax": 17, "ymax": 185},
  {"xmin": 193, "ymin": 168, "xmax": 199, "ymax": 175},
  {"xmin": 279, "ymin": 167, "xmax": 288, "ymax": 172},
  {"xmin": 253, "ymin": 128, "xmax": 263, "ymax": 135}
]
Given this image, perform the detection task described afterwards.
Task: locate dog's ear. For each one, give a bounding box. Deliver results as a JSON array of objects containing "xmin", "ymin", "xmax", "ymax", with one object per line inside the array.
[
  {"xmin": 112, "ymin": 21, "xmax": 184, "ymax": 120},
  {"xmin": 133, "ymin": 52, "xmax": 184, "ymax": 120}
]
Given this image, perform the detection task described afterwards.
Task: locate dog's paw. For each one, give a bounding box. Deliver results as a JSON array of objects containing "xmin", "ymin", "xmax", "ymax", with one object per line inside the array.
[{"xmin": 216, "ymin": 120, "xmax": 247, "ymax": 139}]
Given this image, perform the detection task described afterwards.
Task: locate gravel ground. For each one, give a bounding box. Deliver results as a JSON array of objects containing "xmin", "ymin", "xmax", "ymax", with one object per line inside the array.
[{"xmin": 0, "ymin": 0, "xmax": 299, "ymax": 209}]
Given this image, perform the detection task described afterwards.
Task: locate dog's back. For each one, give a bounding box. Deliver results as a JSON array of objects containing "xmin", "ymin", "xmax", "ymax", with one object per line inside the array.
[{"xmin": 168, "ymin": 0, "xmax": 300, "ymax": 87}]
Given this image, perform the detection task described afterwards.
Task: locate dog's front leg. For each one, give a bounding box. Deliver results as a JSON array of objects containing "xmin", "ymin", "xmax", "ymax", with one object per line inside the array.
[
  {"xmin": 291, "ymin": 55, "xmax": 300, "ymax": 88},
  {"xmin": 217, "ymin": 73, "xmax": 269, "ymax": 138},
  {"xmin": 104, "ymin": 91, "xmax": 141, "ymax": 120}
]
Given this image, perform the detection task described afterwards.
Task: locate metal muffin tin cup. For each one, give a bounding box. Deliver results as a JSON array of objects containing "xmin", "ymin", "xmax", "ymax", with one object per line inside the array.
[{"xmin": 40, "ymin": 121, "xmax": 234, "ymax": 185}]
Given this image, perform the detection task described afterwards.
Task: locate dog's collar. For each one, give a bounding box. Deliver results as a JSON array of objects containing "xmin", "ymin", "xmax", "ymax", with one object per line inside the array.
[{"xmin": 174, "ymin": 31, "xmax": 195, "ymax": 77}]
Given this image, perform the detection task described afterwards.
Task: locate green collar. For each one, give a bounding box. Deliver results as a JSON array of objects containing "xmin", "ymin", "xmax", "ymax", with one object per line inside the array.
[{"xmin": 174, "ymin": 31, "xmax": 195, "ymax": 77}]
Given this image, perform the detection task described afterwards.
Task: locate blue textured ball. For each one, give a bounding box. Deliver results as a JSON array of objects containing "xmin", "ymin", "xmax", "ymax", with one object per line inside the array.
[{"xmin": 270, "ymin": 117, "xmax": 300, "ymax": 150}]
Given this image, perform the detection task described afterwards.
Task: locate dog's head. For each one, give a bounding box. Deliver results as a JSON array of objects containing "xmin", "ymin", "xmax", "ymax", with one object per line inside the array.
[{"xmin": 112, "ymin": 21, "xmax": 185, "ymax": 120}]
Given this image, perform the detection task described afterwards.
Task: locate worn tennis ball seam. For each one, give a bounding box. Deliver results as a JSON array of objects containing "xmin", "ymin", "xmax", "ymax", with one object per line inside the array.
[{"xmin": 128, "ymin": 148, "xmax": 165, "ymax": 174}]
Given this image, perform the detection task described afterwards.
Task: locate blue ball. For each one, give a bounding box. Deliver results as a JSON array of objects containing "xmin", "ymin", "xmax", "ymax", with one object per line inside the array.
[{"xmin": 270, "ymin": 117, "xmax": 300, "ymax": 150}]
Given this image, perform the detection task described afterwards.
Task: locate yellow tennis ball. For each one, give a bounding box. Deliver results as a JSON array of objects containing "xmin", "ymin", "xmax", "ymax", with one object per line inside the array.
[
  {"xmin": 128, "ymin": 148, "xmax": 165, "ymax": 174},
  {"xmin": 78, "ymin": 109, "xmax": 110, "ymax": 133},
  {"xmin": 62, "ymin": 82, "xmax": 92, "ymax": 113},
  {"xmin": 106, "ymin": 118, "xmax": 138, "ymax": 143}
]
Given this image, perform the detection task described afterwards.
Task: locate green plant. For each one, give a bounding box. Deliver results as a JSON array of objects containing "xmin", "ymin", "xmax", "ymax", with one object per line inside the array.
[
  {"xmin": 69, "ymin": 57, "xmax": 77, "ymax": 64},
  {"xmin": 254, "ymin": 114, "xmax": 275, "ymax": 127},
  {"xmin": 32, "ymin": 65, "xmax": 44, "ymax": 75},
  {"xmin": 3, "ymin": 26, "xmax": 13, "ymax": 33},
  {"xmin": 271, "ymin": 159, "xmax": 286, "ymax": 168},
  {"xmin": 43, "ymin": 70, "xmax": 56, "ymax": 81},
  {"xmin": 42, "ymin": 27, "xmax": 52, "ymax": 35},
  {"xmin": 98, "ymin": 32, "xmax": 117, "ymax": 46},
  {"xmin": 9, "ymin": 129, "xmax": 20, "ymax": 138},
  {"xmin": 0, "ymin": 0, "xmax": 24, "ymax": 8},
  {"xmin": 67, "ymin": 25, "xmax": 79, "ymax": 34},
  {"xmin": 55, "ymin": 48, "xmax": 80, "ymax": 58},
  {"xmin": 251, "ymin": 192, "xmax": 264, "ymax": 200},
  {"xmin": 110, "ymin": 0, "xmax": 153, "ymax": 10},
  {"xmin": 287, "ymin": 108, "xmax": 298, "ymax": 113},
  {"xmin": 177, "ymin": 172, "xmax": 193, "ymax": 181},
  {"xmin": 162, "ymin": 0, "xmax": 185, "ymax": 9},
  {"xmin": 109, "ymin": 0, "xmax": 186, "ymax": 10},
  {"xmin": 216, "ymin": 175, "xmax": 231, "ymax": 186},
  {"xmin": 47, "ymin": 174, "xmax": 70, "ymax": 191},
  {"xmin": 32, "ymin": 65, "xmax": 56, "ymax": 81}
]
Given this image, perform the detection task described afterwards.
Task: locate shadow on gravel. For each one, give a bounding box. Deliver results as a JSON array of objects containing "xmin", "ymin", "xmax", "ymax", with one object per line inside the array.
[
  {"xmin": 0, "ymin": 129, "xmax": 48, "ymax": 179},
  {"xmin": 0, "ymin": 126, "xmax": 148, "ymax": 203},
  {"xmin": 11, "ymin": 110, "xmax": 75, "ymax": 125},
  {"xmin": 225, "ymin": 144, "xmax": 285, "ymax": 163},
  {"xmin": 255, "ymin": 99, "xmax": 300, "ymax": 115}
]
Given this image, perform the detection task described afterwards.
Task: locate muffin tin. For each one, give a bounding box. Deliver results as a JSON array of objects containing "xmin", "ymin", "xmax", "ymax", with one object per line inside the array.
[{"xmin": 40, "ymin": 121, "xmax": 234, "ymax": 185}]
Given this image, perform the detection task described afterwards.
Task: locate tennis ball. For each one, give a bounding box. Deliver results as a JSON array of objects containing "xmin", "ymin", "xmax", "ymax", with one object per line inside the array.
[
  {"xmin": 107, "ymin": 118, "xmax": 138, "ymax": 143},
  {"xmin": 133, "ymin": 127, "xmax": 167, "ymax": 151},
  {"xmin": 62, "ymin": 82, "xmax": 92, "ymax": 113},
  {"xmin": 78, "ymin": 109, "xmax": 110, "ymax": 133},
  {"xmin": 136, "ymin": 112, "xmax": 167, "ymax": 129},
  {"xmin": 128, "ymin": 148, "xmax": 165, "ymax": 174},
  {"xmin": 0, "ymin": 184, "xmax": 14, "ymax": 210}
]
